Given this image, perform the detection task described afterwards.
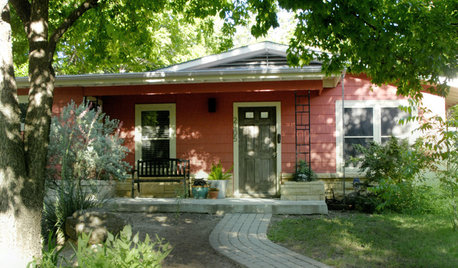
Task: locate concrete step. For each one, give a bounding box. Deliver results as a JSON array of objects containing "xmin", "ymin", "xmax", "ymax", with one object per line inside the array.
[{"xmin": 105, "ymin": 198, "xmax": 328, "ymax": 215}]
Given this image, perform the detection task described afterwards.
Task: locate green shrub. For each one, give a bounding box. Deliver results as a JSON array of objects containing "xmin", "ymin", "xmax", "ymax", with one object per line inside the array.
[
  {"xmin": 46, "ymin": 101, "xmax": 130, "ymax": 182},
  {"xmin": 74, "ymin": 225, "xmax": 171, "ymax": 267},
  {"xmin": 43, "ymin": 101, "xmax": 131, "ymax": 241},
  {"xmin": 293, "ymin": 160, "xmax": 317, "ymax": 182},
  {"xmin": 351, "ymin": 137, "xmax": 431, "ymax": 213},
  {"xmin": 413, "ymin": 104, "xmax": 457, "ymax": 230},
  {"xmin": 29, "ymin": 225, "xmax": 171, "ymax": 267},
  {"xmin": 27, "ymin": 232, "xmax": 64, "ymax": 268}
]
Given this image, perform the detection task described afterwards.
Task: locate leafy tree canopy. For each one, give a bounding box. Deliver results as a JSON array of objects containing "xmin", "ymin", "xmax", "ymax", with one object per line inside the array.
[
  {"xmin": 249, "ymin": 0, "xmax": 457, "ymax": 99},
  {"xmin": 11, "ymin": 0, "xmax": 251, "ymax": 75},
  {"xmin": 10, "ymin": 0, "xmax": 457, "ymax": 97}
]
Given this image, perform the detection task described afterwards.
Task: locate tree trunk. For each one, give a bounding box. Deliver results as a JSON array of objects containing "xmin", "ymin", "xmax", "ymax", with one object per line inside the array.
[
  {"xmin": 0, "ymin": 2, "xmax": 43, "ymax": 266},
  {"xmin": 0, "ymin": 0, "xmax": 56, "ymax": 265}
]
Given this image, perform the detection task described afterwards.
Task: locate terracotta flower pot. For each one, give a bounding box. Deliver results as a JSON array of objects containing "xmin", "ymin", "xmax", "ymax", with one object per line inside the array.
[{"xmin": 207, "ymin": 190, "xmax": 219, "ymax": 199}]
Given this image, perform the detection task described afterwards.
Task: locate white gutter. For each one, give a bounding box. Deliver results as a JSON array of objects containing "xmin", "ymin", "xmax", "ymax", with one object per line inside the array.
[{"xmin": 16, "ymin": 66, "xmax": 327, "ymax": 88}]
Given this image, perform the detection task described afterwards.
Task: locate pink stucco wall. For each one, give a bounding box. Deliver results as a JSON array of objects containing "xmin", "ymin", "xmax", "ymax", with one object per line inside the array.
[
  {"xmin": 102, "ymin": 91, "xmax": 299, "ymax": 174},
  {"xmin": 19, "ymin": 75, "xmax": 432, "ymax": 176},
  {"xmin": 100, "ymin": 75, "xmax": 409, "ymax": 175},
  {"xmin": 309, "ymin": 75, "xmax": 407, "ymax": 172}
]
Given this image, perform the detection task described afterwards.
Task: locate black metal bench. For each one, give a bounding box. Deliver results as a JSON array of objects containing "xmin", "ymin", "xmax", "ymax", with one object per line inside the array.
[{"xmin": 131, "ymin": 158, "xmax": 190, "ymax": 198}]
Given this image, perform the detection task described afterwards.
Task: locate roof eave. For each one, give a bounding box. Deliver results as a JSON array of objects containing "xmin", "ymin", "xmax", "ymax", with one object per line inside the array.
[{"xmin": 16, "ymin": 67, "xmax": 338, "ymax": 88}]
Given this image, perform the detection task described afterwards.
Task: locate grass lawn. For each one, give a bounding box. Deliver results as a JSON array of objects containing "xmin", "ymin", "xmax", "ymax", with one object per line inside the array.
[{"xmin": 268, "ymin": 212, "xmax": 458, "ymax": 268}]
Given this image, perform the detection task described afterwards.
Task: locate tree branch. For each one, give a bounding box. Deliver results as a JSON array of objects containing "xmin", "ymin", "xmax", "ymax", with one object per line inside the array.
[
  {"xmin": 350, "ymin": 11, "xmax": 378, "ymax": 32},
  {"xmin": 9, "ymin": 0, "xmax": 31, "ymax": 25},
  {"xmin": 48, "ymin": 0, "xmax": 98, "ymax": 55}
]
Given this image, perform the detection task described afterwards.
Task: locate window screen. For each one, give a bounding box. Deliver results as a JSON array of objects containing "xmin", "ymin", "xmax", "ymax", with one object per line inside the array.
[
  {"xmin": 343, "ymin": 108, "xmax": 373, "ymax": 162},
  {"xmin": 141, "ymin": 111, "xmax": 170, "ymax": 159},
  {"xmin": 344, "ymin": 108, "xmax": 373, "ymax": 136},
  {"xmin": 381, "ymin": 107, "xmax": 409, "ymax": 138}
]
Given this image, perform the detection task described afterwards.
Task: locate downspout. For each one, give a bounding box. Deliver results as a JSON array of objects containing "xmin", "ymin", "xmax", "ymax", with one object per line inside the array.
[{"xmin": 341, "ymin": 69, "xmax": 346, "ymax": 200}]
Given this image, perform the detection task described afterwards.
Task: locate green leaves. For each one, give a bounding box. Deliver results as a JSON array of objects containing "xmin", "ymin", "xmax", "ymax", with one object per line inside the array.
[
  {"xmin": 47, "ymin": 101, "xmax": 130, "ymax": 181},
  {"xmin": 11, "ymin": 0, "xmax": 242, "ymax": 75},
  {"xmin": 67, "ymin": 225, "xmax": 171, "ymax": 268},
  {"xmin": 254, "ymin": 0, "xmax": 457, "ymax": 99},
  {"xmin": 208, "ymin": 161, "xmax": 233, "ymax": 180},
  {"xmin": 351, "ymin": 137, "xmax": 432, "ymax": 213}
]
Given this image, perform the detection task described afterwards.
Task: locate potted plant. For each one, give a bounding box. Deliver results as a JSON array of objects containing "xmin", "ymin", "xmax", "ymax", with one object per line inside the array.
[
  {"xmin": 191, "ymin": 179, "xmax": 209, "ymax": 199},
  {"xmin": 208, "ymin": 162, "xmax": 232, "ymax": 199},
  {"xmin": 293, "ymin": 160, "xmax": 318, "ymax": 182},
  {"xmin": 207, "ymin": 188, "xmax": 219, "ymax": 199},
  {"xmin": 281, "ymin": 160, "xmax": 325, "ymax": 201}
]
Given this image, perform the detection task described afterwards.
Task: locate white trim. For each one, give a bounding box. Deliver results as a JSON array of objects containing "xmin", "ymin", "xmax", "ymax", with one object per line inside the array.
[
  {"xmin": 336, "ymin": 99, "xmax": 414, "ymax": 174},
  {"xmin": 233, "ymin": 102, "xmax": 282, "ymax": 196},
  {"xmin": 15, "ymin": 67, "xmax": 326, "ymax": 88},
  {"xmin": 134, "ymin": 103, "xmax": 176, "ymax": 163},
  {"xmin": 18, "ymin": 95, "xmax": 28, "ymax": 103}
]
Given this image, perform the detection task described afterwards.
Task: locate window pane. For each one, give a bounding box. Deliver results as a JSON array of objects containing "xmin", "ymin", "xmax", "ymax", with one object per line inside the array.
[
  {"xmin": 141, "ymin": 110, "xmax": 170, "ymax": 159},
  {"xmin": 141, "ymin": 111, "xmax": 169, "ymax": 139},
  {"xmin": 344, "ymin": 138, "xmax": 372, "ymax": 163},
  {"xmin": 344, "ymin": 108, "xmax": 373, "ymax": 136},
  {"xmin": 142, "ymin": 140, "xmax": 170, "ymax": 159},
  {"xmin": 381, "ymin": 107, "xmax": 409, "ymax": 136}
]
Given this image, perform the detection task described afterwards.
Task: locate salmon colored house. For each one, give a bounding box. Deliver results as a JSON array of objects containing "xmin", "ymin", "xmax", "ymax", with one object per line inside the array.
[{"xmin": 17, "ymin": 42, "xmax": 452, "ymax": 198}]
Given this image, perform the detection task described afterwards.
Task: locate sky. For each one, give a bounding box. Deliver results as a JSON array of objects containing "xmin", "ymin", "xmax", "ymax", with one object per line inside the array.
[{"xmin": 232, "ymin": 9, "xmax": 296, "ymax": 48}]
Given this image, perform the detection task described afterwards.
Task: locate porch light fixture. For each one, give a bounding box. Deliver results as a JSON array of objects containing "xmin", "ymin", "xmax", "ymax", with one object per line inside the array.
[{"xmin": 208, "ymin": 98, "xmax": 217, "ymax": 113}]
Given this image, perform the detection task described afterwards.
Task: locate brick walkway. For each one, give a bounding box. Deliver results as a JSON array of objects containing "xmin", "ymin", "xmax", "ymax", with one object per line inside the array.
[{"xmin": 209, "ymin": 213, "xmax": 330, "ymax": 268}]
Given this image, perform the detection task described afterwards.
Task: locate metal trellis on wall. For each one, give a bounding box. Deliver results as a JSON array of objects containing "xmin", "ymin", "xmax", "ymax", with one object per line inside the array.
[{"xmin": 295, "ymin": 91, "xmax": 312, "ymax": 174}]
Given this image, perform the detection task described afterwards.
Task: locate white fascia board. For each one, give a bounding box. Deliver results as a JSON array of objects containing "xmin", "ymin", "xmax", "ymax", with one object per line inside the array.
[{"xmin": 16, "ymin": 66, "xmax": 326, "ymax": 88}]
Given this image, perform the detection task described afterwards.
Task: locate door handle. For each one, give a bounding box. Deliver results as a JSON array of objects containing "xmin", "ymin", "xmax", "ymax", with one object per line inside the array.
[{"xmin": 277, "ymin": 133, "xmax": 281, "ymax": 144}]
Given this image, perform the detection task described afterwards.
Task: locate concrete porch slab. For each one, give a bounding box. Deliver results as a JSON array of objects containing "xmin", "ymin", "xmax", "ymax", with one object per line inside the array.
[{"xmin": 105, "ymin": 198, "xmax": 328, "ymax": 215}]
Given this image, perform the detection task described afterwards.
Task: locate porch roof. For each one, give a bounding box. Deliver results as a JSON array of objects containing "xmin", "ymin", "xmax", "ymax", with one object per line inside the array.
[{"xmin": 15, "ymin": 42, "xmax": 341, "ymax": 90}]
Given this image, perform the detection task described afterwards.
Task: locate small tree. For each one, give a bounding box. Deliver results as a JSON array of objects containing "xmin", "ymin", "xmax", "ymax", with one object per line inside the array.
[
  {"xmin": 411, "ymin": 104, "xmax": 458, "ymax": 230},
  {"xmin": 351, "ymin": 137, "xmax": 430, "ymax": 213},
  {"xmin": 47, "ymin": 101, "xmax": 130, "ymax": 182}
]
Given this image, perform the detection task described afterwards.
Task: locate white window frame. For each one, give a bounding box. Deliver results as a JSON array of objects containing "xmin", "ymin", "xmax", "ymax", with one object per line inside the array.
[
  {"xmin": 336, "ymin": 99, "xmax": 415, "ymax": 175},
  {"xmin": 233, "ymin": 102, "xmax": 282, "ymax": 197},
  {"xmin": 135, "ymin": 103, "xmax": 176, "ymax": 162}
]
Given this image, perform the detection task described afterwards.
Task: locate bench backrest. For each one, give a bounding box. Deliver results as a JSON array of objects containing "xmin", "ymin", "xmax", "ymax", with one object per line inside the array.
[{"xmin": 136, "ymin": 158, "xmax": 190, "ymax": 177}]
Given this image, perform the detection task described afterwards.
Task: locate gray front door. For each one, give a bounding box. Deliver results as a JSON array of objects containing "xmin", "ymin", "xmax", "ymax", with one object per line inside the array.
[{"xmin": 238, "ymin": 107, "xmax": 277, "ymax": 196}]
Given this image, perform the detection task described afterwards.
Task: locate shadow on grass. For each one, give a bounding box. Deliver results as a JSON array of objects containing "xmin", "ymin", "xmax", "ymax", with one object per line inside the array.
[{"xmin": 268, "ymin": 212, "xmax": 458, "ymax": 268}]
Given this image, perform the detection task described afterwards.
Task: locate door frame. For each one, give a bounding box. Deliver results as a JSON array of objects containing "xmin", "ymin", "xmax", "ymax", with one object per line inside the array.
[{"xmin": 233, "ymin": 102, "xmax": 282, "ymax": 197}]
